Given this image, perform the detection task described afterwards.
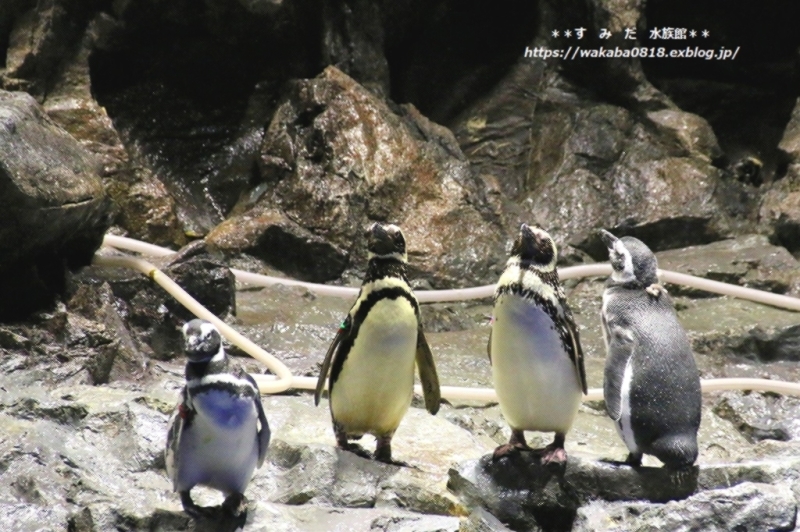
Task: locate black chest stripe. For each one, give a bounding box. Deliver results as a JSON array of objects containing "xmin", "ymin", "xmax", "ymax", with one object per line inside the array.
[
  {"xmin": 329, "ymin": 286, "xmax": 419, "ymax": 387},
  {"xmin": 496, "ymin": 283, "xmax": 557, "ymax": 309},
  {"xmin": 185, "ymin": 358, "xmax": 229, "ymax": 381},
  {"xmin": 188, "ymin": 380, "xmax": 257, "ymax": 398}
]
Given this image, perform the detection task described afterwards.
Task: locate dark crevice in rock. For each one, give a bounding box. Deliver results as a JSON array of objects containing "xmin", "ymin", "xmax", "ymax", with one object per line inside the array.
[
  {"xmin": 642, "ymin": 0, "xmax": 800, "ymax": 186},
  {"xmin": 0, "ymin": 0, "xmax": 34, "ymax": 70},
  {"xmin": 1, "ymin": 0, "xmax": 105, "ymax": 96},
  {"xmin": 577, "ymin": 216, "xmax": 721, "ymax": 261},
  {"xmin": 89, "ymin": 0, "xmax": 323, "ymax": 234},
  {"xmin": 383, "ymin": 0, "xmax": 539, "ymax": 125},
  {"xmin": 773, "ymin": 222, "xmax": 800, "ymax": 254}
]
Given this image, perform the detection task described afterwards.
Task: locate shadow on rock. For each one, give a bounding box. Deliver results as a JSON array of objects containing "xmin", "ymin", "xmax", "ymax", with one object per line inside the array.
[
  {"xmin": 191, "ymin": 507, "xmax": 248, "ymax": 532},
  {"xmin": 449, "ymin": 453, "xmax": 699, "ymax": 531},
  {"xmin": 123, "ymin": 507, "xmax": 246, "ymax": 532}
]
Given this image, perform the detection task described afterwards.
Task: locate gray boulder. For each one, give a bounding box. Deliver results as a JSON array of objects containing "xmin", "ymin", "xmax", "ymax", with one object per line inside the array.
[
  {"xmin": 449, "ymin": 453, "xmax": 800, "ymax": 531},
  {"xmin": 232, "ymin": 66, "xmax": 506, "ymax": 287},
  {"xmin": 206, "ymin": 206, "xmax": 350, "ymax": 283},
  {"xmin": 761, "ymin": 97, "xmax": 800, "ymax": 252},
  {"xmin": 0, "ymin": 90, "xmax": 111, "ymax": 318},
  {"xmin": 656, "ymin": 235, "xmax": 800, "ymax": 297},
  {"xmin": 573, "ymin": 482, "xmax": 797, "ymax": 532}
]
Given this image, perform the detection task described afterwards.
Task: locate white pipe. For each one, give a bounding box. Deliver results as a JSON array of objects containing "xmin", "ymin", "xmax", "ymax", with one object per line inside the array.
[
  {"xmin": 251, "ymin": 375, "xmax": 800, "ymax": 402},
  {"xmin": 97, "ymin": 234, "xmax": 800, "ymax": 400},
  {"xmin": 103, "ymin": 234, "xmax": 175, "ymax": 257},
  {"xmin": 92, "ymin": 253, "xmax": 294, "ymax": 394},
  {"xmin": 100, "ymin": 234, "xmax": 800, "ymax": 310},
  {"xmin": 658, "ymin": 270, "xmax": 800, "ymax": 312},
  {"xmin": 233, "ymin": 269, "xmax": 358, "ymax": 298},
  {"xmin": 698, "ymin": 378, "xmax": 800, "ymax": 396}
]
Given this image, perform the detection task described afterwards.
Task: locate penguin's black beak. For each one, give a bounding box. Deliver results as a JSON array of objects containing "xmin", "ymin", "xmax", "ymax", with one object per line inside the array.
[
  {"xmin": 599, "ymin": 229, "xmax": 618, "ymax": 249},
  {"xmin": 521, "ymin": 223, "xmax": 546, "ymax": 245},
  {"xmin": 519, "ymin": 223, "xmax": 533, "ymax": 237},
  {"xmin": 515, "ymin": 222, "xmax": 553, "ymax": 263},
  {"xmin": 367, "ymin": 223, "xmax": 396, "ymax": 255}
]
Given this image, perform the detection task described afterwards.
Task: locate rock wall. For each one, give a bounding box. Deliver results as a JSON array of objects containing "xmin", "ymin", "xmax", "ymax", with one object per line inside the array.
[{"xmin": 4, "ymin": 0, "xmax": 797, "ymax": 290}]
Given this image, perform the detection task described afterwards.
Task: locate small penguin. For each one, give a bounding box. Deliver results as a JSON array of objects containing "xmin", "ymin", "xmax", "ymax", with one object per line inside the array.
[
  {"xmin": 489, "ymin": 223, "xmax": 587, "ymax": 464},
  {"xmin": 315, "ymin": 223, "xmax": 440, "ymax": 464},
  {"xmin": 730, "ymin": 155, "xmax": 763, "ymax": 187},
  {"xmin": 166, "ymin": 319, "xmax": 270, "ymax": 516},
  {"xmin": 599, "ymin": 230, "xmax": 702, "ymax": 469}
]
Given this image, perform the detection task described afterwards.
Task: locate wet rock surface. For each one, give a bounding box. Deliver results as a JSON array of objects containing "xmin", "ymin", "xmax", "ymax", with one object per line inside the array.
[
  {"xmin": 0, "ymin": 276, "xmax": 799, "ymax": 530},
  {"xmin": 450, "ymin": 452, "xmax": 800, "ymax": 530},
  {"xmin": 574, "ymin": 482, "xmax": 798, "ymax": 532},
  {"xmin": 657, "ymin": 235, "xmax": 800, "ymax": 296},
  {"xmin": 248, "ymin": 66, "xmax": 507, "ymax": 287},
  {"xmin": 207, "ymin": 206, "xmax": 350, "ymax": 283}
]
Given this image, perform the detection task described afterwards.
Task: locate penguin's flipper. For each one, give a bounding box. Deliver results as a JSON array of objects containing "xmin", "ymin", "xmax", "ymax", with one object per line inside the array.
[
  {"xmin": 563, "ymin": 306, "xmax": 588, "ymax": 395},
  {"xmin": 416, "ymin": 325, "xmax": 441, "ymax": 415},
  {"xmin": 165, "ymin": 415, "xmax": 181, "ymax": 488},
  {"xmin": 315, "ymin": 315, "xmax": 351, "ymax": 406},
  {"xmin": 604, "ymin": 327, "xmax": 636, "ymax": 422},
  {"xmin": 486, "ymin": 328, "xmax": 492, "ymax": 364},
  {"xmin": 165, "ymin": 388, "xmax": 191, "ymax": 489},
  {"xmin": 243, "ymin": 372, "xmax": 271, "ymax": 466}
]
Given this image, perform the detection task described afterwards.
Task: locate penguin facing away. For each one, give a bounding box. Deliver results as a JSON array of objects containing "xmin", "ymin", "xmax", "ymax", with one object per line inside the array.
[
  {"xmin": 599, "ymin": 230, "xmax": 701, "ymax": 469},
  {"xmin": 489, "ymin": 223, "xmax": 587, "ymax": 464},
  {"xmin": 166, "ymin": 319, "xmax": 270, "ymax": 517},
  {"xmin": 315, "ymin": 222, "xmax": 440, "ymax": 465}
]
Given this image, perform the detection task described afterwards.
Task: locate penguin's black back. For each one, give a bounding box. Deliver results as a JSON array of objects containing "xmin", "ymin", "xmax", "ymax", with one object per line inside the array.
[{"xmin": 604, "ymin": 285, "xmax": 701, "ymax": 467}]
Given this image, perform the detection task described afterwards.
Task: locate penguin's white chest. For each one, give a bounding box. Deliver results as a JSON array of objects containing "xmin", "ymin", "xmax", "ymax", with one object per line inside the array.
[
  {"xmin": 174, "ymin": 390, "xmax": 259, "ymax": 494},
  {"xmin": 601, "ymin": 291, "xmax": 638, "ymax": 454},
  {"xmin": 615, "ymin": 356, "xmax": 638, "ymax": 454},
  {"xmin": 491, "ymin": 294, "xmax": 582, "ymax": 433},
  {"xmin": 331, "ymin": 297, "xmax": 418, "ymax": 436}
]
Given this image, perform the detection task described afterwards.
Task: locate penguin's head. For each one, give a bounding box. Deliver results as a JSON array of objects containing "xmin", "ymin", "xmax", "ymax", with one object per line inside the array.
[
  {"xmin": 599, "ymin": 230, "xmax": 659, "ymax": 286},
  {"xmin": 512, "ymin": 223, "xmax": 557, "ymax": 270},
  {"xmin": 366, "ymin": 222, "xmax": 407, "ymax": 263},
  {"xmin": 181, "ymin": 319, "xmax": 223, "ymax": 363}
]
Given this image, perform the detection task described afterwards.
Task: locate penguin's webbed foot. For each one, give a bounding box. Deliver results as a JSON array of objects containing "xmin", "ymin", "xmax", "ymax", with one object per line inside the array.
[
  {"xmin": 375, "ymin": 454, "xmax": 410, "ymax": 467},
  {"xmin": 539, "ymin": 445, "xmax": 567, "ymax": 465},
  {"xmin": 338, "ymin": 441, "xmax": 372, "ymax": 459},
  {"xmin": 180, "ymin": 491, "xmax": 216, "ymax": 519},
  {"xmin": 374, "ymin": 436, "xmax": 409, "ymax": 467},
  {"xmin": 335, "ymin": 425, "xmax": 372, "ymax": 459},
  {"xmin": 539, "ymin": 433, "xmax": 568, "ymax": 466},
  {"xmin": 222, "ymin": 492, "xmax": 248, "ymax": 517},
  {"xmin": 492, "ymin": 444, "xmax": 522, "ymax": 461},
  {"xmin": 625, "ymin": 452, "xmax": 643, "ymax": 467},
  {"xmin": 492, "ymin": 430, "xmax": 531, "ymax": 461},
  {"xmin": 598, "ymin": 451, "xmax": 643, "ymax": 468}
]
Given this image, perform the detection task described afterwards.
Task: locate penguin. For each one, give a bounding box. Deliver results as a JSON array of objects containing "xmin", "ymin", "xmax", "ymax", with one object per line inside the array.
[
  {"xmin": 599, "ymin": 230, "xmax": 702, "ymax": 469},
  {"xmin": 730, "ymin": 155, "xmax": 763, "ymax": 187},
  {"xmin": 165, "ymin": 319, "xmax": 270, "ymax": 516},
  {"xmin": 488, "ymin": 223, "xmax": 587, "ymax": 464},
  {"xmin": 314, "ymin": 222, "xmax": 440, "ymax": 464}
]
